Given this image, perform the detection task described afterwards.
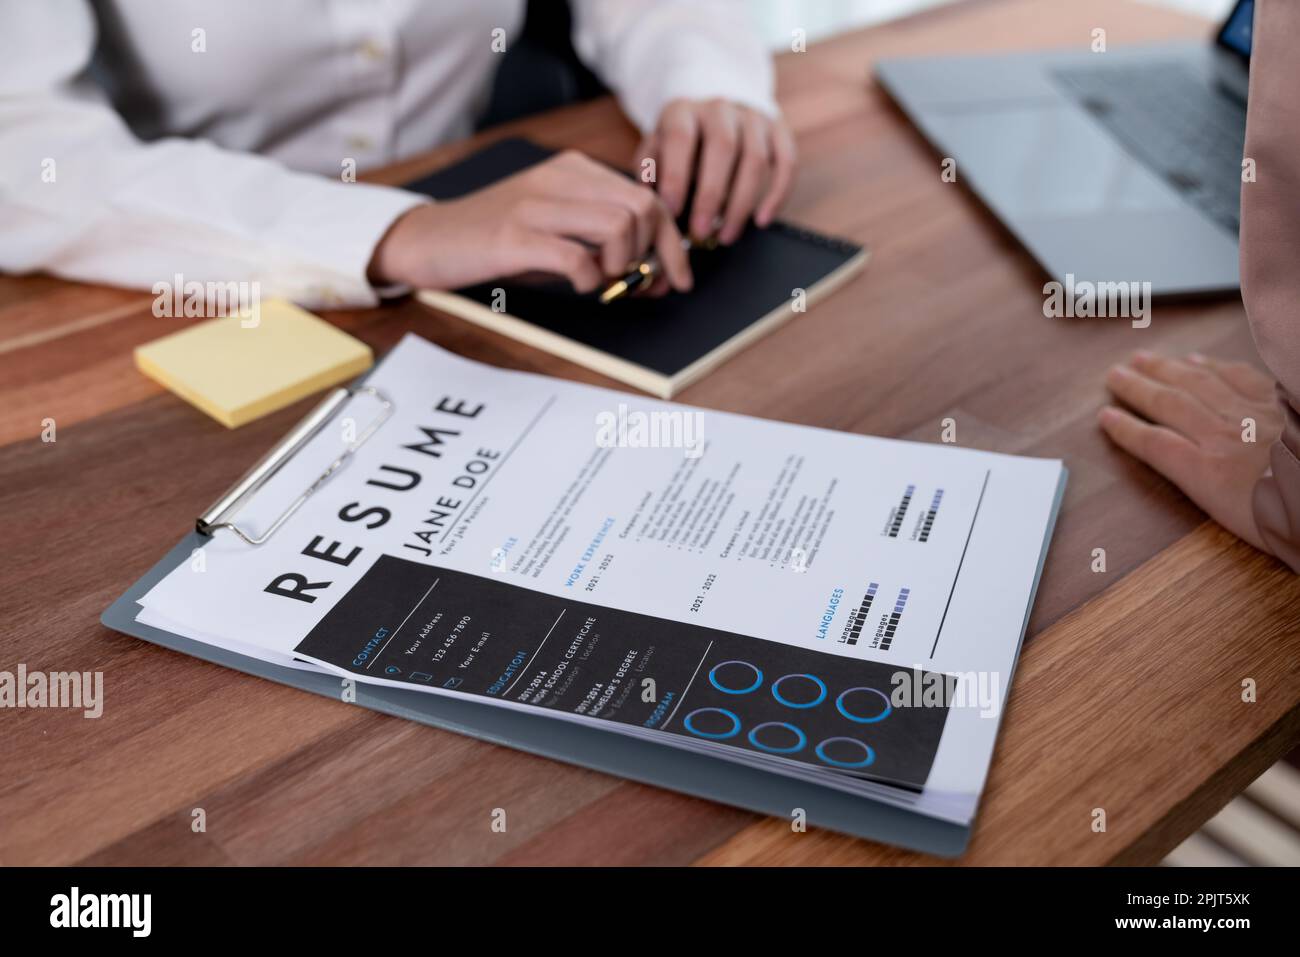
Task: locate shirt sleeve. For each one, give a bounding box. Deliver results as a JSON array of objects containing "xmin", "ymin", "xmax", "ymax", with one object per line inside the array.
[
  {"xmin": 569, "ymin": 0, "xmax": 778, "ymax": 133},
  {"xmin": 0, "ymin": 0, "xmax": 427, "ymax": 310},
  {"xmin": 1241, "ymin": 0, "xmax": 1300, "ymax": 573}
]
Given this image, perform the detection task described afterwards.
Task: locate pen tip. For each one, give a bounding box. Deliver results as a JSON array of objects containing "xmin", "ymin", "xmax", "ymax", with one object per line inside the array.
[{"xmin": 599, "ymin": 280, "xmax": 629, "ymax": 305}]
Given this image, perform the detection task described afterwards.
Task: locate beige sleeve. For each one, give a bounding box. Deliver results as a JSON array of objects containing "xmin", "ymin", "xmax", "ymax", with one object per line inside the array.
[{"xmin": 1241, "ymin": 0, "xmax": 1300, "ymax": 573}]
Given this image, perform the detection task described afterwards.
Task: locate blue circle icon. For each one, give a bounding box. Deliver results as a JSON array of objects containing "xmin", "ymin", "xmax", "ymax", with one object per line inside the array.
[
  {"xmin": 708, "ymin": 660, "xmax": 763, "ymax": 695},
  {"xmin": 747, "ymin": 721, "xmax": 807, "ymax": 754},
  {"xmin": 815, "ymin": 737, "xmax": 875, "ymax": 769},
  {"xmin": 683, "ymin": 707, "xmax": 741, "ymax": 740},
  {"xmin": 771, "ymin": 673, "xmax": 827, "ymax": 709},
  {"xmin": 835, "ymin": 687, "xmax": 892, "ymax": 724}
]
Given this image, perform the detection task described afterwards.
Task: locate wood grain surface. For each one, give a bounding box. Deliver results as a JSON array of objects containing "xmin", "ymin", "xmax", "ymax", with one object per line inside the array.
[{"xmin": 1, "ymin": 0, "xmax": 1297, "ymax": 866}]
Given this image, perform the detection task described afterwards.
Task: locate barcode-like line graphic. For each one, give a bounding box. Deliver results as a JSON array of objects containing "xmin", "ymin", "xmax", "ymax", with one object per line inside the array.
[
  {"xmin": 917, "ymin": 489, "xmax": 944, "ymax": 542},
  {"xmin": 879, "ymin": 587, "xmax": 911, "ymax": 651},
  {"xmin": 887, "ymin": 484, "xmax": 915, "ymax": 538},
  {"xmin": 843, "ymin": 583, "xmax": 879, "ymax": 646}
]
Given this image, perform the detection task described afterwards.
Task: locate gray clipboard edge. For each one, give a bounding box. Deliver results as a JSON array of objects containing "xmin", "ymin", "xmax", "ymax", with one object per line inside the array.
[
  {"xmin": 101, "ymin": 529, "xmax": 972, "ymax": 858},
  {"xmin": 99, "ymin": 422, "xmax": 1068, "ymax": 862}
]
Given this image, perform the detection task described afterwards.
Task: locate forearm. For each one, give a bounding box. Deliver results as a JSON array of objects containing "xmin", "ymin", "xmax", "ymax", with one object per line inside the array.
[{"xmin": 0, "ymin": 0, "xmax": 426, "ymax": 309}]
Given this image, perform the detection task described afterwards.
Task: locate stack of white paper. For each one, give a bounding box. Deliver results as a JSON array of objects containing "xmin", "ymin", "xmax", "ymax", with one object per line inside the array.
[{"xmin": 136, "ymin": 334, "xmax": 1065, "ymax": 827}]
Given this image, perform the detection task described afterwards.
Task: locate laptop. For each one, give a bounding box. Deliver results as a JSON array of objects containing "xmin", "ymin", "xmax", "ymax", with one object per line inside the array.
[{"xmin": 876, "ymin": 0, "xmax": 1254, "ymax": 296}]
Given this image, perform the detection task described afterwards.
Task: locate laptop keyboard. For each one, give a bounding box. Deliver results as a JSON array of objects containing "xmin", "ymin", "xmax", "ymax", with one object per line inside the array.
[{"xmin": 1053, "ymin": 61, "xmax": 1247, "ymax": 233}]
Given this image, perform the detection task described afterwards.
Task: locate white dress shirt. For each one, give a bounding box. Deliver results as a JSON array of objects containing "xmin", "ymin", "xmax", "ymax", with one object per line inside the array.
[{"xmin": 0, "ymin": 0, "xmax": 775, "ymax": 308}]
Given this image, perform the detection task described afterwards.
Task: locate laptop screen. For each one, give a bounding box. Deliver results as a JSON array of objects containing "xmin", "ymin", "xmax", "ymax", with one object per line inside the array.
[{"xmin": 1217, "ymin": 0, "xmax": 1254, "ymax": 59}]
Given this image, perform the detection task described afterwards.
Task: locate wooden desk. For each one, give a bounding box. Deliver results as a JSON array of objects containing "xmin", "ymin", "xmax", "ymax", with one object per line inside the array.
[{"xmin": 2, "ymin": 0, "xmax": 1297, "ymax": 866}]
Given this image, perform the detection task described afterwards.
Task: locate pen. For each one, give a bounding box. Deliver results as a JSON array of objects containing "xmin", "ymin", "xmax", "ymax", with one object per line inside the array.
[{"xmin": 598, "ymin": 235, "xmax": 717, "ymax": 304}]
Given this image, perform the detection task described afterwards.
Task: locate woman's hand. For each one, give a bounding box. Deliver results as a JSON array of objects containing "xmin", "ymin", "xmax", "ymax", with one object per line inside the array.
[
  {"xmin": 369, "ymin": 150, "xmax": 693, "ymax": 294},
  {"xmin": 1099, "ymin": 351, "xmax": 1283, "ymax": 551},
  {"xmin": 639, "ymin": 98, "xmax": 796, "ymax": 245}
]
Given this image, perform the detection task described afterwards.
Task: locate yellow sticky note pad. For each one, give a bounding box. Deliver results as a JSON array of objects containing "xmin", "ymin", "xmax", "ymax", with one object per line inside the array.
[{"xmin": 134, "ymin": 300, "xmax": 373, "ymax": 428}]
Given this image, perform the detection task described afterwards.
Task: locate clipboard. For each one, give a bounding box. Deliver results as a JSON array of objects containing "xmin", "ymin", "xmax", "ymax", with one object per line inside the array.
[{"xmin": 102, "ymin": 371, "xmax": 1067, "ymax": 858}]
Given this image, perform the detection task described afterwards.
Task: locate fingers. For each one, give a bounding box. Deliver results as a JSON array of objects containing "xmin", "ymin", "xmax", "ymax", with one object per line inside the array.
[
  {"xmin": 653, "ymin": 102, "xmax": 700, "ymax": 219},
  {"xmin": 643, "ymin": 274, "xmax": 671, "ymax": 298},
  {"xmin": 514, "ymin": 198, "xmax": 637, "ymax": 278},
  {"xmin": 565, "ymin": 153, "xmax": 690, "ymax": 291},
  {"xmin": 654, "ymin": 101, "xmax": 795, "ymax": 237},
  {"xmin": 516, "ymin": 149, "xmax": 697, "ymax": 292},
  {"xmin": 1100, "ymin": 395, "xmax": 1272, "ymax": 553},
  {"xmin": 690, "ymin": 100, "xmax": 742, "ymax": 240},
  {"xmin": 538, "ymin": 151, "xmax": 692, "ymax": 290},
  {"xmin": 652, "ymin": 208, "xmax": 693, "ymax": 292},
  {"xmin": 756, "ymin": 119, "xmax": 796, "ymax": 227},
  {"xmin": 540, "ymin": 151, "xmax": 653, "ymax": 256},
  {"xmin": 500, "ymin": 228, "xmax": 604, "ymax": 294},
  {"xmin": 719, "ymin": 110, "xmax": 771, "ymax": 245},
  {"xmin": 1097, "ymin": 406, "xmax": 1198, "ymax": 480},
  {"xmin": 1105, "ymin": 363, "xmax": 1225, "ymax": 439},
  {"xmin": 1129, "ymin": 352, "xmax": 1240, "ymax": 413},
  {"xmin": 634, "ymin": 131, "xmax": 658, "ymax": 180},
  {"xmin": 1188, "ymin": 353, "xmax": 1277, "ymax": 402}
]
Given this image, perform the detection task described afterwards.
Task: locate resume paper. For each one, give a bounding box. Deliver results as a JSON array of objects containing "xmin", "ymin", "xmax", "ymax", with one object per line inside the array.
[{"xmin": 136, "ymin": 334, "xmax": 1065, "ymax": 825}]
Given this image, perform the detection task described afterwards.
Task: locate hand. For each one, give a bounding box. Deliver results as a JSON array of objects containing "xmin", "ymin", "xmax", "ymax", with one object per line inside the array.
[
  {"xmin": 1099, "ymin": 351, "xmax": 1283, "ymax": 551},
  {"xmin": 639, "ymin": 98, "xmax": 797, "ymax": 246},
  {"xmin": 368, "ymin": 150, "xmax": 692, "ymax": 294}
]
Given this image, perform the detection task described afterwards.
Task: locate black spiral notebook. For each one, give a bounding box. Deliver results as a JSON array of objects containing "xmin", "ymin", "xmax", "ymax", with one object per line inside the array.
[{"xmin": 406, "ymin": 138, "xmax": 868, "ymax": 398}]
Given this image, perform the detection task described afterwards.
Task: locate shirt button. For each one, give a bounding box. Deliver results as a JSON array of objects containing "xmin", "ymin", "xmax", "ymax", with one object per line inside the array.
[
  {"xmin": 358, "ymin": 38, "xmax": 387, "ymax": 62},
  {"xmin": 347, "ymin": 134, "xmax": 374, "ymax": 152}
]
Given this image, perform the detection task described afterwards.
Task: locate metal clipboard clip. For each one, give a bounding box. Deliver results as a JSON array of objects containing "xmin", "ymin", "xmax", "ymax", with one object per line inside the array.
[{"xmin": 197, "ymin": 384, "xmax": 394, "ymax": 546}]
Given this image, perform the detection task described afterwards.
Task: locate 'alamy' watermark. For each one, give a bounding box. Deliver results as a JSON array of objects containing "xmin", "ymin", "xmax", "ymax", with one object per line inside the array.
[
  {"xmin": 152, "ymin": 273, "xmax": 261, "ymax": 327},
  {"xmin": 1043, "ymin": 273, "xmax": 1151, "ymax": 329},
  {"xmin": 50, "ymin": 887, "xmax": 150, "ymax": 937},
  {"xmin": 891, "ymin": 666, "xmax": 1001, "ymax": 719},
  {"xmin": 595, "ymin": 403, "xmax": 703, "ymax": 458},
  {"xmin": 1, "ymin": 665, "xmax": 103, "ymax": 718}
]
